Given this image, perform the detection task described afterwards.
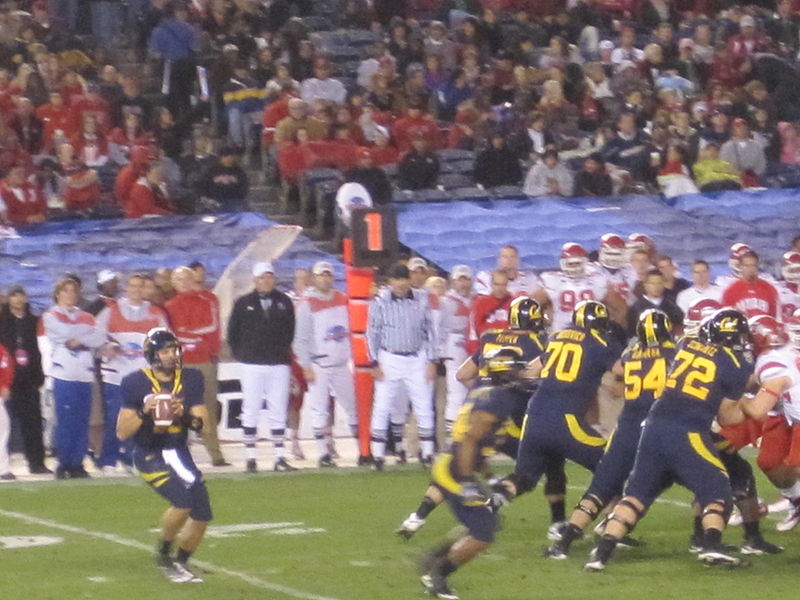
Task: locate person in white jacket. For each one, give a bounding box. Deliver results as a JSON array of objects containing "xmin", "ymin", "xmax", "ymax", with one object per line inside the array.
[
  {"xmin": 439, "ymin": 265, "xmax": 474, "ymax": 432},
  {"xmin": 43, "ymin": 277, "xmax": 106, "ymax": 479},
  {"xmin": 95, "ymin": 274, "xmax": 169, "ymax": 474},
  {"xmin": 293, "ymin": 261, "xmax": 358, "ymax": 467}
]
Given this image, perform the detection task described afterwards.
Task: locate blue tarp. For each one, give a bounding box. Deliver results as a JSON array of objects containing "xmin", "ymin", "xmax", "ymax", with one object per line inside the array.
[
  {"xmin": 395, "ymin": 189, "xmax": 795, "ymax": 277},
  {"xmin": 1, "ymin": 213, "xmax": 342, "ymax": 312}
]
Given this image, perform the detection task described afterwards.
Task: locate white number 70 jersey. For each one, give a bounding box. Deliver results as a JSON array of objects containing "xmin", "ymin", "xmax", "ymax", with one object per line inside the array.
[{"xmin": 540, "ymin": 270, "xmax": 609, "ymax": 331}]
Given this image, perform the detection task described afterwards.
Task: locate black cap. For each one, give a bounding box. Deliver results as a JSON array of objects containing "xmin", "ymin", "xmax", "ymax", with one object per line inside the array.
[
  {"xmin": 388, "ymin": 264, "xmax": 410, "ymax": 279},
  {"xmin": 7, "ymin": 284, "xmax": 25, "ymax": 297}
]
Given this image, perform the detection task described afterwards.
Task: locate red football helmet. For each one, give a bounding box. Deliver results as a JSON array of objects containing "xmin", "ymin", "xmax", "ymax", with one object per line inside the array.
[
  {"xmin": 684, "ymin": 297, "xmax": 722, "ymax": 336},
  {"xmin": 786, "ymin": 308, "xmax": 800, "ymax": 350},
  {"xmin": 782, "ymin": 251, "xmax": 800, "ymax": 285},
  {"xmin": 728, "ymin": 242, "xmax": 752, "ymax": 277},
  {"xmin": 749, "ymin": 314, "xmax": 789, "ymax": 356},
  {"xmin": 560, "ymin": 242, "xmax": 588, "ymax": 278},
  {"xmin": 626, "ymin": 233, "xmax": 656, "ymax": 255},
  {"xmin": 599, "ymin": 233, "xmax": 627, "ymax": 270}
]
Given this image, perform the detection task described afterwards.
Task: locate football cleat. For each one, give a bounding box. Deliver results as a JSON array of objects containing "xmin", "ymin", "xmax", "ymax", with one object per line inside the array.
[
  {"xmin": 776, "ymin": 503, "xmax": 800, "ymax": 532},
  {"xmin": 617, "ymin": 535, "xmax": 646, "ymax": 549},
  {"xmin": 273, "ymin": 458, "xmax": 299, "ymax": 472},
  {"xmin": 697, "ymin": 545, "xmax": 742, "ymax": 567},
  {"xmin": 372, "ymin": 458, "xmax": 385, "ymax": 472},
  {"xmin": 318, "ymin": 454, "xmax": 337, "ymax": 468},
  {"xmin": 245, "ymin": 459, "xmax": 257, "ymax": 474},
  {"xmin": 166, "ymin": 562, "xmax": 203, "ymax": 583},
  {"xmin": 0, "ymin": 472, "xmax": 17, "ymax": 481},
  {"xmin": 396, "ymin": 512, "xmax": 426, "ymax": 539},
  {"xmin": 740, "ymin": 537, "xmax": 784, "ymax": 555},
  {"xmin": 543, "ymin": 542, "xmax": 568, "ymax": 560},
  {"xmin": 727, "ymin": 508, "xmax": 743, "ymax": 527},
  {"xmin": 420, "ymin": 573, "xmax": 458, "ymax": 600},
  {"xmin": 547, "ymin": 521, "xmax": 568, "ymax": 541},
  {"xmin": 689, "ymin": 535, "xmax": 703, "ymax": 554},
  {"xmin": 420, "ymin": 455, "xmax": 434, "ymax": 470},
  {"xmin": 396, "ymin": 450, "xmax": 407, "ymax": 465},
  {"xmin": 583, "ymin": 549, "xmax": 605, "ymax": 572},
  {"xmin": 768, "ymin": 497, "xmax": 792, "ymax": 514}
]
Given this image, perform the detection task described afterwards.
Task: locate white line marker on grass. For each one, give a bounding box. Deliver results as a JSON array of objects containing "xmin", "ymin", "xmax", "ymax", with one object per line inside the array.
[{"xmin": 0, "ymin": 509, "xmax": 344, "ymax": 600}]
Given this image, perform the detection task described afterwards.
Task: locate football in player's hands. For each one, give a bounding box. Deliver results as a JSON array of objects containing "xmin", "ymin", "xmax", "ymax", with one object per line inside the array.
[{"xmin": 145, "ymin": 393, "xmax": 179, "ymax": 426}]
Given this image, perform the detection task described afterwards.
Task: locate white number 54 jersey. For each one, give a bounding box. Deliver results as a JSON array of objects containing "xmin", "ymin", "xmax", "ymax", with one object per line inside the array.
[
  {"xmin": 755, "ymin": 345, "xmax": 800, "ymax": 423},
  {"xmin": 540, "ymin": 270, "xmax": 609, "ymax": 331}
]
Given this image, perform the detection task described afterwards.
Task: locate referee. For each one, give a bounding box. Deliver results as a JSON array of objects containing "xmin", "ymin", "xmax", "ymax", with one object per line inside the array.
[
  {"xmin": 227, "ymin": 262, "xmax": 296, "ymax": 473},
  {"xmin": 367, "ymin": 264, "xmax": 438, "ymax": 471}
]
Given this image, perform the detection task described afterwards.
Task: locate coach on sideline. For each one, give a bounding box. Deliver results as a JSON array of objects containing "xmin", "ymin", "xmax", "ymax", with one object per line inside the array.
[
  {"xmin": 228, "ymin": 262, "xmax": 297, "ymax": 473},
  {"xmin": 367, "ymin": 263, "xmax": 438, "ymax": 471}
]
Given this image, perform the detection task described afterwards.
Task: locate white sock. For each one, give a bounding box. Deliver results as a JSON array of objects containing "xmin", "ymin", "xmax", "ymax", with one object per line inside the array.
[{"xmin": 779, "ymin": 481, "xmax": 800, "ymax": 501}]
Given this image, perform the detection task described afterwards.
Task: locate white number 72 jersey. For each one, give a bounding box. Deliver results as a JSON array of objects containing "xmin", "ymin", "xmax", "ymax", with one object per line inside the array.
[{"xmin": 540, "ymin": 270, "xmax": 609, "ymax": 331}]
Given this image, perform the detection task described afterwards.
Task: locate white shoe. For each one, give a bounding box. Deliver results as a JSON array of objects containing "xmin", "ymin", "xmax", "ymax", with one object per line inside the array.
[
  {"xmin": 727, "ymin": 508, "xmax": 743, "ymax": 527},
  {"xmin": 583, "ymin": 549, "xmax": 605, "ymax": 572},
  {"xmin": 697, "ymin": 547, "xmax": 741, "ymax": 567},
  {"xmin": 776, "ymin": 504, "xmax": 800, "ymax": 532},
  {"xmin": 768, "ymin": 497, "xmax": 792, "ymax": 514},
  {"xmin": 547, "ymin": 521, "xmax": 568, "ymax": 541},
  {"xmin": 100, "ymin": 466, "xmax": 117, "ymax": 477},
  {"xmin": 396, "ymin": 512, "xmax": 426, "ymax": 539},
  {"xmin": 166, "ymin": 562, "xmax": 203, "ymax": 583}
]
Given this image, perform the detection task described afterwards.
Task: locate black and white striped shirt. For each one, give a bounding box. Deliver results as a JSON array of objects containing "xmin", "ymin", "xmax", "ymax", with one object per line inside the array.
[{"xmin": 367, "ymin": 288, "xmax": 436, "ymax": 361}]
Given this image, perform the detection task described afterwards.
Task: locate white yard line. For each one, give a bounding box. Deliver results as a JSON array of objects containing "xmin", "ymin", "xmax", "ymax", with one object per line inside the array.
[{"xmin": 0, "ymin": 508, "xmax": 345, "ymax": 600}]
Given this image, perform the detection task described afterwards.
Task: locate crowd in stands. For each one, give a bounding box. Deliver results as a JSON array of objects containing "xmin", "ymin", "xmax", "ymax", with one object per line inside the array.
[{"xmin": 3, "ymin": 0, "xmax": 800, "ymax": 229}]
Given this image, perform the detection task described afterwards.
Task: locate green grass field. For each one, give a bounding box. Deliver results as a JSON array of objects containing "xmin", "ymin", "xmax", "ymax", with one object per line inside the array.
[{"xmin": 1, "ymin": 461, "xmax": 799, "ymax": 600}]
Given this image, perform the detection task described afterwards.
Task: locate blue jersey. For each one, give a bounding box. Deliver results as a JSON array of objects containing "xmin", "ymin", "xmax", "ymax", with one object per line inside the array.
[
  {"xmin": 530, "ymin": 326, "xmax": 622, "ymax": 417},
  {"xmin": 473, "ymin": 328, "xmax": 546, "ymax": 379},
  {"xmin": 648, "ymin": 338, "xmax": 752, "ymax": 430},
  {"xmin": 619, "ymin": 342, "xmax": 676, "ymax": 422},
  {"xmin": 441, "ymin": 384, "xmax": 524, "ymax": 478},
  {"xmin": 121, "ymin": 367, "xmax": 204, "ymax": 450}
]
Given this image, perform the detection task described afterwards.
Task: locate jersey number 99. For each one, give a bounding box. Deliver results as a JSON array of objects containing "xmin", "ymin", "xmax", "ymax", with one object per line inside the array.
[
  {"xmin": 540, "ymin": 341, "xmax": 583, "ymax": 383},
  {"xmin": 559, "ymin": 290, "xmax": 595, "ymax": 313},
  {"xmin": 665, "ymin": 350, "xmax": 716, "ymax": 401},
  {"xmin": 623, "ymin": 359, "xmax": 666, "ymax": 400}
]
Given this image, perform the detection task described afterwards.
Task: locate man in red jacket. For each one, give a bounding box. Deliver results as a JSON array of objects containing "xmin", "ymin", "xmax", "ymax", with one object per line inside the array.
[
  {"xmin": 722, "ymin": 250, "xmax": 779, "ymax": 318},
  {"xmin": 467, "ymin": 270, "xmax": 513, "ymax": 353},
  {"xmin": 0, "ymin": 342, "xmax": 15, "ymax": 480},
  {"xmin": 125, "ymin": 163, "xmax": 175, "ymax": 218},
  {"xmin": 392, "ymin": 98, "xmax": 440, "ymax": 153},
  {"xmin": 114, "ymin": 144, "xmax": 155, "ymax": 207},
  {"xmin": 0, "ymin": 164, "xmax": 47, "ymax": 225},
  {"xmin": 165, "ymin": 267, "xmax": 229, "ymax": 467}
]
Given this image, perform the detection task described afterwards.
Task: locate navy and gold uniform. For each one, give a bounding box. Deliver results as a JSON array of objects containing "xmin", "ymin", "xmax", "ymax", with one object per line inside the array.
[
  {"xmin": 120, "ymin": 367, "xmax": 212, "ymax": 522},
  {"xmin": 624, "ymin": 337, "xmax": 752, "ymax": 508},
  {"xmin": 514, "ymin": 324, "xmax": 623, "ymax": 491},
  {"xmin": 586, "ymin": 340, "xmax": 675, "ymax": 504},
  {"xmin": 431, "ymin": 384, "xmax": 524, "ymax": 542},
  {"xmin": 472, "ymin": 327, "xmax": 546, "ymax": 457}
]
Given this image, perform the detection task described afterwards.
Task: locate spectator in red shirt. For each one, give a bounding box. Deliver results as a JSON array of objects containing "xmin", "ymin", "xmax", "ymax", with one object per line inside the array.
[
  {"xmin": 114, "ymin": 144, "xmax": 154, "ymax": 207},
  {"xmin": 69, "ymin": 82, "xmax": 112, "ymax": 134},
  {"xmin": 722, "ymin": 250, "xmax": 779, "ymax": 318},
  {"xmin": 467, "ymin": 270, "xmax": 513, "ymax": 353},
  {"xmin": 56, "ymin": 142, "xmax": 101, "ymax": 213},
  {"xmin": 726, "ymin": 15, "xmax": 772, "ymax": 68},
  {"xmin": 36, "ymin": 91, "xmax": 76, "ymax": 153},
  {"xmin": 165, "ymin": 266, "xmax": 228, "ymax": 467},
  {"xmin": 71, "ymin": 114, "xmax": 109, "ymax": 168},
  {"xmin": 125, "ymin": 163, "xmax": 174, "ymax": 218},
  {"xmin": 392, "ymin": 97, "xmax": 440, "ymax": 153},
  {"xmin": 0, "ymin": 164, "xmax": 47, "ymax": 226}
]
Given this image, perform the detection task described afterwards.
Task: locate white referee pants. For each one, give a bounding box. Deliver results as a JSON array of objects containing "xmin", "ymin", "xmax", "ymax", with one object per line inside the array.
[
  {"xmin": 0, "ymin": 400, "xmax": 9, "ymax": 474},
  {"xmin": 239, "ymin": 363, "xmax": 290, "ymax": 432},
  {"xmin": 444, "ymin": 343, "xmax": 469, "ymax": 425},
  {"xmin": 308, "ymin": 362, "xmax": 358, "ymax": 435},
  {"xmin": 371, "ymin": 350, "xmax": 434, "ymax": 460}
]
